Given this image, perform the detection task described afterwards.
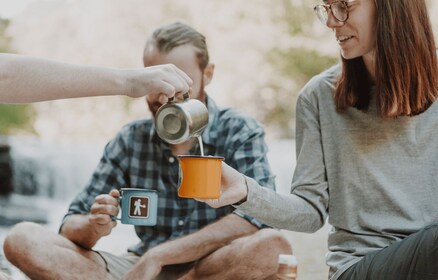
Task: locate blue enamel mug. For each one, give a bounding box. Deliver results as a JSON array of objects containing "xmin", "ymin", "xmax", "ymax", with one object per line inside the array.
[{"xmin": 117, "ymin": 188, "xmax": 158, "ymax": 226}]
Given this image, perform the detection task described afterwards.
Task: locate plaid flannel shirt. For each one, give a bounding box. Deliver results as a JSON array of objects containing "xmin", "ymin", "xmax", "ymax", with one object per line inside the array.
[{"xmin": 63, "ymin": 96, "xmax": 275, "ymax": 255}]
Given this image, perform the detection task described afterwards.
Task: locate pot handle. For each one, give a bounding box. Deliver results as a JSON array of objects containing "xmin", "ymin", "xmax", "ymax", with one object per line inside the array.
[{"xmin": 167, "ymin": 92, "xmax": 190, "ymax": 103}]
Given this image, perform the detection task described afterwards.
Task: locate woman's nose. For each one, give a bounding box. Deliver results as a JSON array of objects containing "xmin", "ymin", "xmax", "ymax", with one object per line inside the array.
[{"xmin": 326, "ymin": 11, "xmax": 345, "ymax": 29}]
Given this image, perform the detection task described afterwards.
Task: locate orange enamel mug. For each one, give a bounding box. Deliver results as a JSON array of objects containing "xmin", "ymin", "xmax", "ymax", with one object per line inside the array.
[{"xmin": 177, "ymin": 155, "xmax": 224, "ymax": 199}]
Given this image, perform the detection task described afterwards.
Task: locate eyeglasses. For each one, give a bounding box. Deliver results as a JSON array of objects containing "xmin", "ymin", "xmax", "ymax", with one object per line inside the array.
[{"xmin": 314, "ymin": 1, "xmax": 356, "ymax": 25}]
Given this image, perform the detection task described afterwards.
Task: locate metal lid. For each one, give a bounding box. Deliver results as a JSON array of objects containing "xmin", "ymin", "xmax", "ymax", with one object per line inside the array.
[{"xmin": 154, "ymin": 104, "xmax": 190, "ymax": 144}]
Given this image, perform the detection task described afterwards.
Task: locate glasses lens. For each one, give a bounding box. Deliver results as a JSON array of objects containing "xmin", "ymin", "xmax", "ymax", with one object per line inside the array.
[
  {"xmin": 314, "ymin": 5, "xmax": 328, "ymax": 25},
  {"xmin": 331, "ymin": 2, "xmax": 348, "ymax": 22}
]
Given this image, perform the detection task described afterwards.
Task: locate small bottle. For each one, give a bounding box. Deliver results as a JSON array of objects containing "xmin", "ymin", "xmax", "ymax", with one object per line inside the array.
[{"xmin": 276, "ymin": 254, "xmax": 298, "ymax": 280}]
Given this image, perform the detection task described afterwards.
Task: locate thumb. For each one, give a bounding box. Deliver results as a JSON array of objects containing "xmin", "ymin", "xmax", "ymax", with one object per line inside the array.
[{"xmin": 109, "ymin": 189, "xmax": 121, "ymax": 199}]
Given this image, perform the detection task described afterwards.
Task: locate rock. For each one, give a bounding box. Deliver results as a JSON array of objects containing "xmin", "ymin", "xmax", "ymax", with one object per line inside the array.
[
  {"xmin": 0, "ymin": 142, "xmax": 12, "ymax": 196},
  {"xmin": 0, "ymin": 194, "xmax": 48, "ymax": 226}
]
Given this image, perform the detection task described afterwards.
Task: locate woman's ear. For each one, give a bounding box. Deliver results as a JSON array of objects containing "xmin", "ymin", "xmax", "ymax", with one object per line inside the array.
[{"xmin": 203, "ymin": 63, "xmax": 215, "ymax": 86}]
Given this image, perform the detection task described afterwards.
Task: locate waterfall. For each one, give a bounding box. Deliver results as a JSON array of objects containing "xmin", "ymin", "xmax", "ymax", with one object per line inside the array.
[{"xmin": 7, "ymin": 136, "xmax": 103, "ymax": 199}]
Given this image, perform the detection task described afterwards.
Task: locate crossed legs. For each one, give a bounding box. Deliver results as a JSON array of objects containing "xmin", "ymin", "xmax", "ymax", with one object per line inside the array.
[
  {"xmin": 4, "ymin": 223, "xmax": 292, "ymax": 280},
  {"xmin": 179, "ymin": 228, "xmax": 292, "ymax": 280},
  {"xmin": 3, "ymin": 222, "xmax": 112, "ymax": 280}
]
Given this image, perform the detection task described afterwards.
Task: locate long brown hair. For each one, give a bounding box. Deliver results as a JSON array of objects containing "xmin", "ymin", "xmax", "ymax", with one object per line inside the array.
[{"xmin": 334, "ymin": 0, "xmax": 438, "ymax": 117}]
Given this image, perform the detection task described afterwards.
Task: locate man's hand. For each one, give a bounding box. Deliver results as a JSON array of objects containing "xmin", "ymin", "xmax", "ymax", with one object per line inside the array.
[
  {"xmin": 125, "ymin": 64, "xmax": 192, "ymax": 98},
  {"xmin": 89, "ymin": 189, "xmax": 120, "ymax": 237},
  {"xmin": 198, "ymin": 162, "xmax": 248, "ymax": 208}
]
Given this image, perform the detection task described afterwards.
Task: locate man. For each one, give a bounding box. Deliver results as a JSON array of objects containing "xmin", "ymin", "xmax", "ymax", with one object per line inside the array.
[
  {"xmin": 3, "ymin": 22, "xmax": 291, "ymax": 279},
  {"xmin": 0, "ymin": 53, "xmax": 192, "ymax": 103}
]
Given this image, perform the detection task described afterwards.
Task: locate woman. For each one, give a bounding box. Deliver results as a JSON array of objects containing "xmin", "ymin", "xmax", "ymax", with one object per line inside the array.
[{"xmin": 204, "ymin": 0, "xmax": 438, "ymax": 279}]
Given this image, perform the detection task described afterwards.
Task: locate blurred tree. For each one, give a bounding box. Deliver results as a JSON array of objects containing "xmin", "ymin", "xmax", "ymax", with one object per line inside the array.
[
  {"xmin": 255, "ymin": 0, "xmax": 338, "ymax": 139},
  {"xmin": 0, "ymin": 17, "xmax": 35, "ymax": 135}
]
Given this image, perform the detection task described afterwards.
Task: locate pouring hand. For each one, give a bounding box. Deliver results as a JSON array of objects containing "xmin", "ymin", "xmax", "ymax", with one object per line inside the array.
[
  {"xmin": 197, "ymin": 162, "xmax": 248, "ymax": 208},
  {"xmin": 126, "ymin": 64, "xmax": 192, "ymax": 98},
  {"xmin": 88, "ymin": 189, "xmax": 120, "ymax": 237}
]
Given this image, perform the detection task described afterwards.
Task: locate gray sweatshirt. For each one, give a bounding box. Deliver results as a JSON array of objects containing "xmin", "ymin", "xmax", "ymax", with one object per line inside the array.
[{"xmin": 238, "ymin": 65, "xmax": 438, "ymax": 279}]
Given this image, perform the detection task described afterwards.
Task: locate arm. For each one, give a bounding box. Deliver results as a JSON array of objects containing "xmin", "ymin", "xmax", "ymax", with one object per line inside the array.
[
  {"xmin": 0, "ymin": 53, "xmax": 192, "ymax": 103},
  {"xmin": 124, "ymin": 214, "xmax": 257, "ymax": 280},
  {"xmin": 147, "ymin": 214, "xmax": 256, "ymax": 264},
  {"xmin": 59, "ymin": 129, "xmax": 131, "ymax": 248},
  {"xmin": 205, "ymin": 93, "xmax": 329, "ymax": 233}
]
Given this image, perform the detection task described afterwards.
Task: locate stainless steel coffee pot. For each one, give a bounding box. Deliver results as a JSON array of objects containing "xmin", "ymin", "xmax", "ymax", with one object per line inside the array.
[{"xmin": 154, "ymin": 93, "xmax": 209, "ymax": 144}]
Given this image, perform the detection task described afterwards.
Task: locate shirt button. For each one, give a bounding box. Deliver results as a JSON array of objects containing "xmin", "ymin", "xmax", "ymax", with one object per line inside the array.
[
  {"xmin": 178, "ymin": 220, "xmax": 184, "ymax": 226},
  {"xmin": 169, "ymin": 157, "xmax": 175, "ymax": 163}
]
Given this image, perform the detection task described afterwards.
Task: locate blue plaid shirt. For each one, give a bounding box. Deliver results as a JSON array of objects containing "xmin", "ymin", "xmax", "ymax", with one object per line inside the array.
[{"xmin": 64, "ymin": 96, "xmax": 275, "ymax": 255}]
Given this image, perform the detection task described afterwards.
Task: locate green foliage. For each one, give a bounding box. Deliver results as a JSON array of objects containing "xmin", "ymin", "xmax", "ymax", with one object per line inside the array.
[
  {"xmin": 269, "ymin": 47, "xmax": 339, "ymax": 86},
  {"xmin": 0, "ymin": 17, "xmax": 11, "ymax": 52},
  {"xmin": 261, "ymin": 48, "xmax": 338, "ymax": 138},
  {"xmin": 276, "ymin": 0, "xmax": 315, "ymax": 36},
  {"xmin": 0, "ymin": 17, "xmax": 35, "ymax": 135},
  {"xmin": 255, "ymin": 0, "xmax": 339, "ymax": 139},
  {"xmin": 0, "ymin": 105, "xmax": 35, "ymax": 134}
]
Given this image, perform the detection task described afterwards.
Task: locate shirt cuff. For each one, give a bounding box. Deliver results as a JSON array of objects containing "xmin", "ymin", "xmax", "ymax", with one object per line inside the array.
[{"xmin": 232, "ymin": 209, "xmax": 271, "ymax": 229}]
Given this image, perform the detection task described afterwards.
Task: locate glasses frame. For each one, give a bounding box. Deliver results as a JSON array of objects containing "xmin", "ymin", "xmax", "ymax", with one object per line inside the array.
[{"xmin": 314, "ymin": 0, "xmax": 356, "ymax": 24}]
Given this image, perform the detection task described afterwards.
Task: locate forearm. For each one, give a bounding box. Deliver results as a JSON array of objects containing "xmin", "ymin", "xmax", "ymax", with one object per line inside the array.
[
  {"xmin": 144, "ymin": 214, "xmax": 258, "ymax": 266},
  {"xmin": 59, "ymin": 214, "xmax": 103, "ymax": 249},
  {"xmin": 238, "ymin": 177, "xmax": 327, "ymax": 232},
  {"xmin": 0, "ymin": 53, "xmax": 126, "ymax": 103}
]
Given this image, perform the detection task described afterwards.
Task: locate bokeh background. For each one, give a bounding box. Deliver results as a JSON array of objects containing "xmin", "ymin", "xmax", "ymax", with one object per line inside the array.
[{"xmin": 0, "ymin": 0, "xmax": 437, "ymax": 279}]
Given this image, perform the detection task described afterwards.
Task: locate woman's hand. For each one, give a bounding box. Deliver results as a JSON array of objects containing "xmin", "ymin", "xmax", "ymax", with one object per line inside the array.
[{"xmin": 198, "ymin": 162, "xmax": 248, "ymax": 208}]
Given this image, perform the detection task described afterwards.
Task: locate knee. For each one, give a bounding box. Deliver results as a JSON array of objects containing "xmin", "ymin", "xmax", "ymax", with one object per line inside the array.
[
  {"xmin": 3, "ymin": 222, "xmax": 42, "ymax": 264},
  {"xmin": 232, "ymin": 229, "xmax": 292, "ymax": 276},
  {"xmin": 251, "ymin": 228, "xmax": 293, "ymax": 255},
  {"xmin": 424, "ymin": 224, "xmax": 438, "ymax": 252}
]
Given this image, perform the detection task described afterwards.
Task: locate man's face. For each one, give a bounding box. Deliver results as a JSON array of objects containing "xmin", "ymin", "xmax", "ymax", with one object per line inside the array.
[{"xmin": 143, "ymin": 44, "xmax": 205, "ymax": 116}]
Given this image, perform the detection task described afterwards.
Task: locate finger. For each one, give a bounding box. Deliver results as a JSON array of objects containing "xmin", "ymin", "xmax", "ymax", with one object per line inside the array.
[
  {"xmin": 89, "ymin": 213, "xmax": 114, "ymax": 225},
  {"xmin": 195, "ymin": 198, "xmax": 222, "ymax": 208},
  {"xmin": 161, "ymin": 80, "xmax": 190, "ymax": 98},
  {"xmin": 158, "ymin": 81, "xmax": 177, "ymax": 98},
  {"xmin": 90, "ymin": 203, "xmax": 119, "ymax": 216},
  {"xmin": 95, "ymin": 194, "xmax": 119, "ymax": 207},
  {"xmin": 170, "ymin": 64, "xmax": 193, "ymax": 86},
  {"xmin": 109, "ymin": 189, "xmax": 121, "ymax": 199}
]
